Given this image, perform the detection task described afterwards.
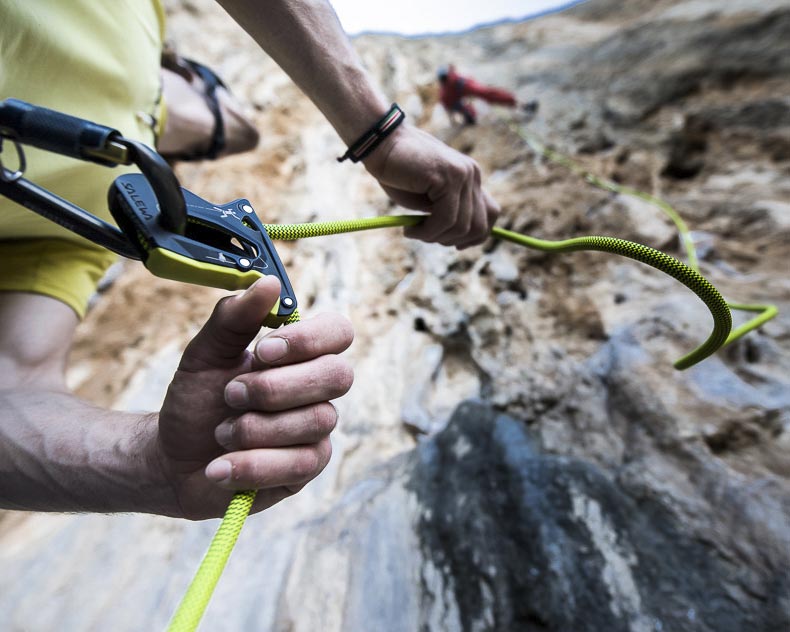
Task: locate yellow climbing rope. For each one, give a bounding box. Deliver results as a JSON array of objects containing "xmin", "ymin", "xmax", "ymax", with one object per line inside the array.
[
  {"xmin": 167, "ymin": 491, "xmax": 256, "ymax": 631},
  {"xmin": 264, "ymin": 217, "xmax": 731, "ymax": 370}
]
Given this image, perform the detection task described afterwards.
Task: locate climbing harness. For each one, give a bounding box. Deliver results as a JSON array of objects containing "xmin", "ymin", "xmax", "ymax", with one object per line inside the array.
[{"xmin": 0, "ymin": 98, "xmax": 777, "ymax": 630}]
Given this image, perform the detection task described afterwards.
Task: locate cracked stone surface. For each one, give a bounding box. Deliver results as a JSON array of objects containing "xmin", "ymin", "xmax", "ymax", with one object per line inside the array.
[{"xmin": 1, "ymin": 0, "xmax": 788, "ymax": 629}]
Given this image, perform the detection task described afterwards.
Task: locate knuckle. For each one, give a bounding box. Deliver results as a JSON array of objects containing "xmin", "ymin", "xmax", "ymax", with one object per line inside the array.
[
  {"xmin": 292, "ymin": 448, "xmax": 322, "ymax": 480},
  {"xmin": 312, "ymin": 402, "xmax": 339, "ymax": 435},
  {"xmin": 487, "ymin": 196, "xmax": 501, "ymax": 218},
  {"xmin": 427, "ymin": 170, "xmax": 447, "ymax": 194},
  {"xmin": 250, "ymin": 372, "xmax": 278, "ymax": 404},
  {"xmin": 234, "ymin": 413, "xmax": 257, "ymax": 446},
  {"xmin": 470, "ymin": 161, "xmax": 482, "ymax": 183},
  {"xmin": 471, "ymin": 210, "xmax": 488, "ymax": 235}
]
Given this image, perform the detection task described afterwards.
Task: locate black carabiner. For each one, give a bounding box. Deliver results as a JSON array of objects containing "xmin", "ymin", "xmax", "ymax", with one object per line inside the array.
[{"xmin": 0, "ymin": 98, "xmax": 187, "ymax": 238}]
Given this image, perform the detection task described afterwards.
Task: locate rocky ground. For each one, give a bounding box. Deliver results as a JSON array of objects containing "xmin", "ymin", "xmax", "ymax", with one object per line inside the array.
[{"xmin": 1, "ymin": 0, "xmax": 789, "ymax": 630}]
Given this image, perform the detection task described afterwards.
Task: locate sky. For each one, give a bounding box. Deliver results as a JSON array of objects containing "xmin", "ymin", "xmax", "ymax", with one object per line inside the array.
[{"xmin": 330, "ymin": 0, "xmax": 582, "ymax": 36}]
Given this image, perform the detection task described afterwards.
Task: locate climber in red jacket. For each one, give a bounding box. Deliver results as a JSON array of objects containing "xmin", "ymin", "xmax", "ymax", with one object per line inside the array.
[{"xmin": 438, "ymin": 64, "xmax": 537, "ymax": 125}]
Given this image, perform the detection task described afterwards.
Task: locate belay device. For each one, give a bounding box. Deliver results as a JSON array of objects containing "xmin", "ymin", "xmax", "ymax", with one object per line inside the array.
[
  {"xmin": 0, "ymin": 98, "xmax": 297, "ymax": 327},
  {"xmin": 108, "ymin": 174, "xmax": 297, "ymax": 326}
]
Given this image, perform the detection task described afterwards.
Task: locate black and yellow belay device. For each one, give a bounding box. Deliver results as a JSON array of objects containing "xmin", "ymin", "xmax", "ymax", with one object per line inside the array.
[
  {"xmin": 0, "ymin": 97, "xmax": 778, "ymax": 631},
  {"xmin": 0, "ymin": 97, "xmax": 297, "ymax": 328}
]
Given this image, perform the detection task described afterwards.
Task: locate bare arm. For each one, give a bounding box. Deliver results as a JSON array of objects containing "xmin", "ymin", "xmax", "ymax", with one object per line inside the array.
[
  {"xmin": 0, "ymin": 388, "xmax": 169, "ymax": 513},
  {"xmin": 216, "ymin": 0, "xmax": 501, "ymax": 248},
  {"xmin": 0, "ymin": 280, "xmax": 353, "ymax": 519},
  {"xmin": 0, "ymin": 293, "xmax": 170, "ymax": 513},
  {"xmin": 216, "ymin": 0, "xmax": 389, "ymax": 144}
]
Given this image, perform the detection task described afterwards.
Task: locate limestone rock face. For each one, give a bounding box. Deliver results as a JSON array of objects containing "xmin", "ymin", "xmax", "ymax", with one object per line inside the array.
[
  {"xmin": 407, "ymin": 401, "xmax": 790, "ymax": 632},
  {"xmin": 1, "ymin": 0, "xmax": 789, "ymax": 630}
]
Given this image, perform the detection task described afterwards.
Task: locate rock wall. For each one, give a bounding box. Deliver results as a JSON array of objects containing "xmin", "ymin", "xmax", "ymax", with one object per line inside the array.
[{"xmin": 1, "ymin": 0, "xmax": 788, "ymax": 630}]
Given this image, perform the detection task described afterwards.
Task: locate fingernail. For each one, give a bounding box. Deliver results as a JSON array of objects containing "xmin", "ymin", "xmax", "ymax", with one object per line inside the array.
[
  {"xmin": 256, "ymin": 337, "xmax": 288, "ymax": 362},
  {"xmin": 205, "ymin": 459, "xmax": 232, "ymax": 483},
  {"xmin": 225, "ymin": 381, "xmax": 249, "ymax": 408},
  {"xmin": 215, "ymin": 421, "xmax": 234, "ymax": 449}
]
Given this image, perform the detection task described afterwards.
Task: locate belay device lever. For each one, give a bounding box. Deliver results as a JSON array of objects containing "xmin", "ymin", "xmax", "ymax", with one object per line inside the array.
[{"xmin": 0, "ymin": 98, "xmax": 296, "ymax": 327}]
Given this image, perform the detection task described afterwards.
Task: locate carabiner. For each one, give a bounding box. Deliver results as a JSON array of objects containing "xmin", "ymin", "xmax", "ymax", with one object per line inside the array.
[{"xmin": 0, "ymin": 137, "xmax": 26, "ymax": 183}]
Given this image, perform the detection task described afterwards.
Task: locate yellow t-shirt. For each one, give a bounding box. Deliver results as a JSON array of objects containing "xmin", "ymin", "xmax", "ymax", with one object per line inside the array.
[{"xmin": 0, "ymin": 0, "xmax": 165, "ymax": 317}]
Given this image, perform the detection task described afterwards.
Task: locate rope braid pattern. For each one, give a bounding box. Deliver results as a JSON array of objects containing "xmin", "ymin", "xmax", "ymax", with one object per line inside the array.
[
  {"xmin": 263, "ymin": 215, "xmax": 420, "ymax": 240},
  {"xmin": 491, "ymin": 227, "xmax": 731, "ymax": 369},
  {"xmin": 167, "ymin": 491, "xmax": 256, "ymax": 631}
]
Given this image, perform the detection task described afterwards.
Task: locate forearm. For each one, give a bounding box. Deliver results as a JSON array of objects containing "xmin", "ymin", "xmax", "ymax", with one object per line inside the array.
[
  {"xmin": 216, "ymin": 0, "xmax": 390, "ymax": 143},
  {"xmin": 0, "ymin": 389, "xmax": 176, "ymax": 515}
]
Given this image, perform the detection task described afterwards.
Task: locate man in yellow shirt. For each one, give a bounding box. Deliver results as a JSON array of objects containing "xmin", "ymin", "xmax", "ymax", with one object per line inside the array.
[{"xmin": 0, "ymin": 0, "xmax": 500, "ymax": 518}]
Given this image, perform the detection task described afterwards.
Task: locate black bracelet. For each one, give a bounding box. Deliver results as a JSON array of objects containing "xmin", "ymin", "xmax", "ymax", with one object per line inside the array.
[{"xmin": 337, "ymin": 103, "xmax": 406, "ymax": 163}]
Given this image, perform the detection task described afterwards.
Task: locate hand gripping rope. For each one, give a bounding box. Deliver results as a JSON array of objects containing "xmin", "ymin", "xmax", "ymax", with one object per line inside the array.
[{"xmin": 0, "ymin": 99, "xmax": 776, "ymax": 630}]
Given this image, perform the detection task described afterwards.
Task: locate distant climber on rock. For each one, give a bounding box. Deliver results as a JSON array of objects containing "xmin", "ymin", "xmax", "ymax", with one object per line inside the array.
[{"xmin": 437, "ymin": 64, "xmax": 538, "ymax": 125}]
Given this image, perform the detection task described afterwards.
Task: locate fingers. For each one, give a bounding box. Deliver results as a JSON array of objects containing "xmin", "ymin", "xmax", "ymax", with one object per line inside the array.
[
  {"xmin": 206, "ymin": 396, "xmax": 342, "ymax": 491},
  {"xmin": 455, "ymin": 188, "xmax": 501, "ymax": 250},
  {"xmin": 179, "ymin": 276, "xmax": 282, "ymax": 372},
  {"xmin": 403, "ymin": 156, "xmax": 497, "ymax": 248},
  {"xmin": 203, "ymin": 312, "xmax": 353, "ymax": 493},
  {"xmin": 249, "ymin": 312, "xmax": 354, "ymax": 369},
  {"xmin": 215, "ymin": 402, "xmax": 338, "ymax": 451},
  {"xmin": 205, "ymin": 436, "xmax": 332, "ymax": 490},
  {"xmin": 223, "ymin": 311, "xmax": 354, "ymax": 411},
  {"xmin": 225, "ymin": 354, "xmax": 353, "ymax": 411},
  {"xmin": 364, "ymin": 126, "xmax": 499, "ymax": 249}
]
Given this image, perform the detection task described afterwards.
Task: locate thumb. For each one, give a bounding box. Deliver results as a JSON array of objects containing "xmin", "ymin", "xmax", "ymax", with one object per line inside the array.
[{"xmin": 179, "ymin": 275, "xmax": 282, "ymax": 372}]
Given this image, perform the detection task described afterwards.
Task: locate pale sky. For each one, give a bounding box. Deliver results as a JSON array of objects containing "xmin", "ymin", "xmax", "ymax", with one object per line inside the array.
[{"xmin": 330, "ymin": 0, "xmax": 582, "ymax": 36}]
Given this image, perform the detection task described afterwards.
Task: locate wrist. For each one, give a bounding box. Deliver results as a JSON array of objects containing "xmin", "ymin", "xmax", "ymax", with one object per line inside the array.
[
  {"xmin": 132, "ymin": 412, "xmax": 183, "ymax": 517},
  {"xmin": 337, "ymin": 103, "xmax": 406, "ymax": 164},
  {"xmin": 0, "ymin": 392, "xmax": 180, "ymax": 515},
  {"xmin": 329, "ymin": 68, "xmax": 392, "ymax": 144},
  {"xmin": 77, "ymin": 410, "xmax": 180, "ymax": 516}
]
